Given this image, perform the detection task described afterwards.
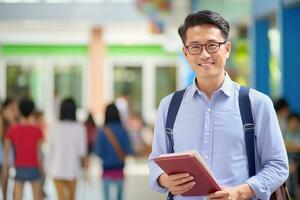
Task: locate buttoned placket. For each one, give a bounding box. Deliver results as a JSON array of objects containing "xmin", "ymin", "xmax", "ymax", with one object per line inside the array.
[
  {"xmin": 202, "ymin": 103, "xmax": 212, "ymax": 165},
  {"xmin": 199, "ymin": 91, "xmax": 221, "ymax": 168}
]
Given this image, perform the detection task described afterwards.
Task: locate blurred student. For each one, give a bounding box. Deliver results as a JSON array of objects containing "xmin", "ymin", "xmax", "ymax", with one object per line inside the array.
[
  {"xmin": 115, "ymin": 93, "xmax": 130, "ymax": 128},
  {"xmin": 94, "ymin": 103, "xmax": 133, "ymax": 200},
  {"xmin": 0, "ymin": 99, "xmax": 19, "ymax": 200},
  {"xmin": 283, "ymin": 113, "xmax": 300, "ymax": 199},
  {"xmin": 46, "ymin": 98, "xmax": 87, "ymax": 200},
  {"xmin": 0, "ymin": 108, "xmax": 5, "ymax": 200},
  {"xmin": 2, "ymin": 98, "xmax": 43, "ymax": 200},
  {"xmin": 84, "ymin": 112, "xmax": 97, "ymax": 156},
  {"xmin": 82, "ymin": 112, "xmax": 97, "ymax": 172},
  {"xmin": 274, "ymin": 98, "xmax": 290, "ymax": 133},
  {"xmin": 127, "ymin": 114, "xmax": 152, "ymax": 157},
  {"xmin": 33, "ymin": 110, "xmax": 47, "ymax": 136}
]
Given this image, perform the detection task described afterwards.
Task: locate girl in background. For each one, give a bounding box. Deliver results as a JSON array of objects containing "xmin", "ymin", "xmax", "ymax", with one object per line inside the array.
[
  {"xmin": 46, "ymin": 98, "xmax": 87, "ymax": 200},
  {"xmin": 94, "ymin": 103, "xmax": 133, "ymax": 200}
]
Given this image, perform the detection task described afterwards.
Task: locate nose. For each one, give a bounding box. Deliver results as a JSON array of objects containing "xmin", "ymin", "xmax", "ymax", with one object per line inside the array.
[{"xmin": 198, "ymin": 47, "xmax": 211, "ymax": 59}]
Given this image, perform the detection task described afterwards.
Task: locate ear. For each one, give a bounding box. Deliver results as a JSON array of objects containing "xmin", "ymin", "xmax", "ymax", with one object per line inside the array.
[
  {"xmin": 183, "ymin": 47, "xmax": 188, "ymax": 57},
  {"xmin": 225, "ymin": 41, "xmax": 231, "ymax": 58}
]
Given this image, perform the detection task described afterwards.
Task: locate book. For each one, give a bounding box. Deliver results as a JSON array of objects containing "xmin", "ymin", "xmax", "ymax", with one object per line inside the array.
[{"xmin": 154, "ymin": 150, "xmax": 221, "ymax": 196}]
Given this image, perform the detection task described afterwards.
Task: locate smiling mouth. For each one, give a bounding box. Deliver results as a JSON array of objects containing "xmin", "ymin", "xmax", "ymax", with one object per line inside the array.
[{"xmin": 198, "ymin": 62, "xmax": 214, "ymax": 67}]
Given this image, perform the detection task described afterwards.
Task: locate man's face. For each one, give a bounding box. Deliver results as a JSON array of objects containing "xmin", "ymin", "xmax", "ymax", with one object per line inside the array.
[{"xmin": 183, "ymin": 24, "xmax": 231, "ymax": 80}]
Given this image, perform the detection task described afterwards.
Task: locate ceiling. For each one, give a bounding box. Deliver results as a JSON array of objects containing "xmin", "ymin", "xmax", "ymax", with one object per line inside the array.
[{"xmin": 0, "ymin": 0, "xmax": 250, "ymax": 47}]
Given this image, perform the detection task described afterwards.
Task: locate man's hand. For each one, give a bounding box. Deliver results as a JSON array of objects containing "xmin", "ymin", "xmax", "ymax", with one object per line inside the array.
[
  {"xmin": 158, "ymin": 173, "xmax": 196, "ymax": 195},
  {"xmin": 207, "ymin": 183, "xmax": 255, "ymax": 200}
]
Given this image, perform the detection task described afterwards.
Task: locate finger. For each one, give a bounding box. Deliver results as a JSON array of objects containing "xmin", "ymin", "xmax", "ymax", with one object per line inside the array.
[
  {"xmin": 207, "ymin": 196, "xmax": 225, "ymax": 200},
  {"xmin": 171, "ymin": 182, "xmax": 193, "ymax": 194},
  {"xmin": 207, "ymin": 191, "xmax": 229, "ymax": 199},
  {"xmin": 169, "ymin": 173, "xmax": 190, "ymax": 181},
  {"xmin": 171, "ymin": 176, "xmax": 194, "ymax": 186},
  {"xmin": 170, "ymin": 181, "xmax": 196, "ymax": 195}
]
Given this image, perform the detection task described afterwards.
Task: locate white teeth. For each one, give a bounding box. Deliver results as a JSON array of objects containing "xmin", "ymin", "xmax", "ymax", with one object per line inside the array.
[{"xmin": 199, "ymin": 63, "xmax": 213, "ymax": 67}]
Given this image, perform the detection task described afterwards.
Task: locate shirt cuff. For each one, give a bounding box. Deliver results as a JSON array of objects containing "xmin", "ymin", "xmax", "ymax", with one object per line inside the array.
[
  {"xmin": 245, "ymin": 177, "xmax": 271, "ymax": 200},
  {"xmin": 150, "ymin": 167, "xmax": 169, "ymax": 193}
]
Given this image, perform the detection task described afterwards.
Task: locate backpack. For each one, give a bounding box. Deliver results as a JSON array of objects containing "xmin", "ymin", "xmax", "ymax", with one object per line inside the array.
[{"xmin": 165, "ymin": 86, "xmax": 289, "ymax": 200}]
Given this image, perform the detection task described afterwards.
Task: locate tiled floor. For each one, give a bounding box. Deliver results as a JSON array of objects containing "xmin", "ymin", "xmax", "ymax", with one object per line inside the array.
[{"xmin": 1, "ymin": 156, "xmax": 165, "ymax": 200}]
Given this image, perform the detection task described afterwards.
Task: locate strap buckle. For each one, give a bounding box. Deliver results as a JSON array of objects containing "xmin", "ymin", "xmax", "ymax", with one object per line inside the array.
[
  {"xmin": 243, "ymin": 123, "xmax": 255, "ymax": 132},
  {"xmin": 165, "ymin": 128, "xmax": 173, "ymax": 135}
]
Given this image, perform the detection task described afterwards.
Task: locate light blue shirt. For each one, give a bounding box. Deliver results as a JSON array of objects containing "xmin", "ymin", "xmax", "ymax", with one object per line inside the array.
[{"xmin": 148, "ymin": 75, "xmax": 288, "ymax": 200}]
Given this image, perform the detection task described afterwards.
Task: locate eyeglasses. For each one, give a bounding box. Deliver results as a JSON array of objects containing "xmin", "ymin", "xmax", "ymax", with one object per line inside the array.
[{"xmin": 185, "ymin": 41, "xmax": 227, "ymax": 55}]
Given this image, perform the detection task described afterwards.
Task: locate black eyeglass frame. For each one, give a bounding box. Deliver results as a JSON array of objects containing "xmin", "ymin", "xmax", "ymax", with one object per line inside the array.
[{"xmin": 185, "ymin": 41, "xmax": 228, "ymax": 55}]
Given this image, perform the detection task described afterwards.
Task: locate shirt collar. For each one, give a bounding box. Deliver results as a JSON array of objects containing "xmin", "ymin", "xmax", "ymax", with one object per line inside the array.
[
  {"xmin": 188, "ymin": 72, "xmax": 234, "ymax": 100},
  {"xmin": 218, "ymin": 73, "xmax": 234, "ymax": 97}
]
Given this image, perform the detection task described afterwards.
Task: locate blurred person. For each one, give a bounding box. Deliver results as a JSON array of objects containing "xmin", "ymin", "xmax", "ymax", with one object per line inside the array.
[
  {"xmin": 82, "ymin": 112, "xmax": 97, "ymax": 175},
  {"xmin": 84, "ymin": 112, "xmax": 97, "ymax": 156},
  {"xmin": 115, "ymin": 92, "xmax": 130, "ymax": 128},
  {"xmin": 127, "ymin": 114, "xmax": 152, "ymax": 157},
  {"xmin": 274, "ymin": 98, "xmax": 290, "ymax": 133},
  {"xmin": 94, "ymin": 103, "xmax": 133, "ymax": 200},
  {"xmin": 0, "ymin": 108, "xmax": 4, "ymax": 199},
  {"xmin": 148, "ymin": 10, "xmax": 288, "ymax": 200},
  {"xmin": 283, "ymin": 112, "xmax": 300, "ymax": 199},
  {"xmin": 2, "ymin": 98, "xmax": 43, "ymax": 200},
  {"xmin": 1, "ymin": 99, "xmax": 19, "ymax": 127},
  {"xmin": 33, "ymin": 110, "xmax": 47, "ymax": 136},
  {"xmin": 0, "ymin": 99, "xmax": 19, "ymax": 200},
  {"xmin": 46, "ymin": 98, "xmax": 87, "ymax": 200}
]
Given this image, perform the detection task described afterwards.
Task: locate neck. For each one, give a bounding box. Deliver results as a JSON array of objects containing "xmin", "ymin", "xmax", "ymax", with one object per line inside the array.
[
  {"xmin": 196, "ymin": 73, "xmax": 225, "ymax": 99},
  {"xmin": 20, "ymin": 116, "xmax": 34, "ymax": 125}
]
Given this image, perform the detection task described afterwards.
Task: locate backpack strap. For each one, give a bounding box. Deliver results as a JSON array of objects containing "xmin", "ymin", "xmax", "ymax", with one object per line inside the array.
[
  {"xmin": 103, "ymin": 126, "xmax": 126, "ymax": 162},
  {"xmin": 165, "ymin": 86, "xmax": 256, "ymax": 200},
  {"xmin": 165, "ymin": 89, "xmax": 186, "ymax": 200},
  {"xmin": 238, "ymin": 86, "xmax": 256, "ymax": 177},
  {"xmin": 165, "ymin": 89, "xmax": 186, "ymax": 153}
]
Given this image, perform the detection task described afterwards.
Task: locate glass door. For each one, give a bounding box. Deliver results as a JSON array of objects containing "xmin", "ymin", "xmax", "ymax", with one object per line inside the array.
[
  {"xmin": 54, "ymin": 64, "xmax": 83, "ymax": 108},
  {"xmin": 113, "ymin": 66, "xmax": 142, "ymax": 115},
  {"xmin": 6, "ymin": 63, "xmax": 40, "ymax": 104}
]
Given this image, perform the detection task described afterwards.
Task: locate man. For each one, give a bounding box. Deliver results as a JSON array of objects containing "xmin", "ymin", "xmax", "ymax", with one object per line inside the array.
[{"xmin": 148, "ymin": 10, "xmax": 288, "ymax": 200}]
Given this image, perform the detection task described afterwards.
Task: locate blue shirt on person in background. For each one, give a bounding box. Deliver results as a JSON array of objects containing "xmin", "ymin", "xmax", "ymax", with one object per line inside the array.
[
  {"xmin": 148, "ymin": 74, "xmax": 288, "ymax": 200},
  {"xmin": 94, "ymin": 122, "xmax": 133, "ymax": 170}
]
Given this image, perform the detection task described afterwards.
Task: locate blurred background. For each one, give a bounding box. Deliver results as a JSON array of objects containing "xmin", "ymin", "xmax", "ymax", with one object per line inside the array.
[{"xmin": 0, "ymin": 0, "xmax": 300, "ymax": 199}]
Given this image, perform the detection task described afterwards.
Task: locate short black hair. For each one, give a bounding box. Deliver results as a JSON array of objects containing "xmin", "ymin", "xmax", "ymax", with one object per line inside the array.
[
  {"xmin": 274, "ymin": 98, "xmax": 289, "ymax": 112},
  {"xmin": 178, "ymin": 10, "xmax": 230, "ymax": 45},
  {"xmin": 104, "ymin": 103, "xmax": 121, "ymax": 125},
  {"xmin": 60, "ymin": 98, "xmax": 76, "ymax": 121},
  {"xmin": 19, "ymin": 98, "xmax": 34, "ymax": 117}
]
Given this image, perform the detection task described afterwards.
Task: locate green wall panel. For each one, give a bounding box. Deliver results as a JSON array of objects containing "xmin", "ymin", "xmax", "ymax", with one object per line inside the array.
[{"xmin": 1, "ymin": 44, "xmax": 177, "ymax": 57}]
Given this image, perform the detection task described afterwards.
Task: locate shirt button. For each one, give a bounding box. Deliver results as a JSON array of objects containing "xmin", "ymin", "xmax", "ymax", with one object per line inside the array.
[{"xmin": 207, "ymin": 108, "xmax": 211, "ymax": 112}]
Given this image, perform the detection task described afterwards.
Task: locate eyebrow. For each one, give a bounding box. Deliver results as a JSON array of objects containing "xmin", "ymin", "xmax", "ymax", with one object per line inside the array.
[{"xmin": 186, "ymin": 39, "xmax": 219, "ymax": 45}]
